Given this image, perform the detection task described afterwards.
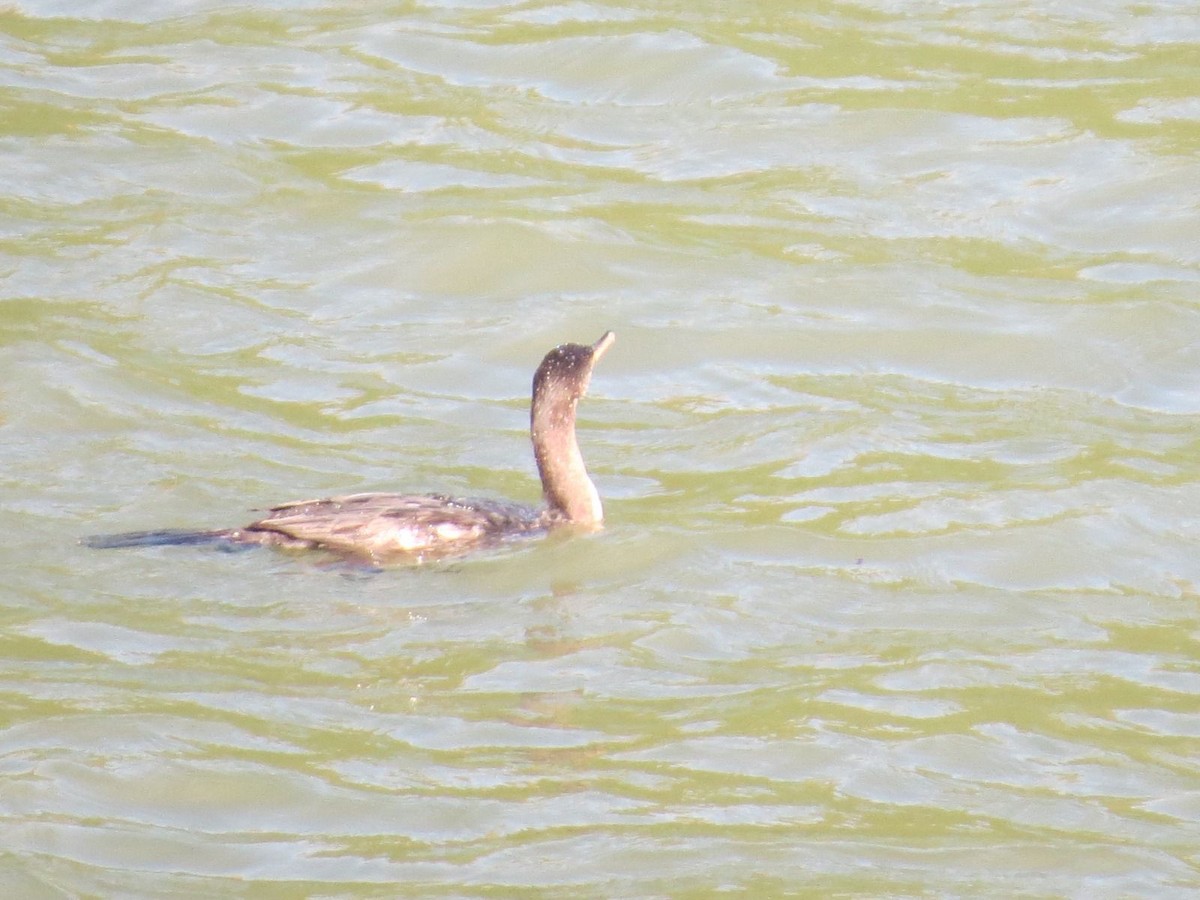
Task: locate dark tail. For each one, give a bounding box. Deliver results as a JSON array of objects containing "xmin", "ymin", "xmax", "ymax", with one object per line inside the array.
[{"xmin": 82, "ymin": 529, "xmax": 231, "ymax": 549}]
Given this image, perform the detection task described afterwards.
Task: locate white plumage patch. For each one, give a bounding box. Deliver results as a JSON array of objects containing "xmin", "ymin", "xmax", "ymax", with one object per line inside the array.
[{"xmin": 370, "ymin": 521, "xmax": 480, "ymax": 553}]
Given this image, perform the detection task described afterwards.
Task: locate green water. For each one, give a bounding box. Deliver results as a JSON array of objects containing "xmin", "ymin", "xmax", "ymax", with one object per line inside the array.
[{"xmin": 2, "ymin": 1, "xmax": 1198, "ymax": 896}]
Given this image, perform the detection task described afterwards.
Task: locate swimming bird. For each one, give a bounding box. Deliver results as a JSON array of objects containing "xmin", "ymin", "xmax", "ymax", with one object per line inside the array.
[{"xmin": 84, "ymin": 331, "xmax": 615, "ymax": 562}]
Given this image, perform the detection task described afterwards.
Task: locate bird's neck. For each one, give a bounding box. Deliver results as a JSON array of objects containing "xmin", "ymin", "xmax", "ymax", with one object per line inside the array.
[{"xmin": 531, "ymin": 396, "xmax": 602, "ymax": 525}]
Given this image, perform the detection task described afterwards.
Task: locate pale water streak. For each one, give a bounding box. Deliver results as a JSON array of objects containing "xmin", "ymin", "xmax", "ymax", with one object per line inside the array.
[{"xmin": 1, "ymin": 1, "xmax": 1199, "ymax": 896}]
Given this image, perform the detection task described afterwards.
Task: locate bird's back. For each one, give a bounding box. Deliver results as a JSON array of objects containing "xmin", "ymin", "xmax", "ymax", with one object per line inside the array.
[{"xmin": 233, "ymin": 491, "xmax": 548, "ymax": 560}]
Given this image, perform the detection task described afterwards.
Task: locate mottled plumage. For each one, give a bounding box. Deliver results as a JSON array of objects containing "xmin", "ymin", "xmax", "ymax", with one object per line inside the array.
[{"xmin": 229, "ymin": 492, "xmax": 553, "ymax": 558}]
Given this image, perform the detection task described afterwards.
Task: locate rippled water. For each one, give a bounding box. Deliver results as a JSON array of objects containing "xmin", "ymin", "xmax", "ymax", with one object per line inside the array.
[{"xmin": 3, "ymin": 1, "xmax": 1199, "ymax": 895}]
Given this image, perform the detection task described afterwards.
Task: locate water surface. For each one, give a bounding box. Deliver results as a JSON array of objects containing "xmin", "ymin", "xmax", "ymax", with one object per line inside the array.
[{"xmin": 2, "ymin": 1, "xmax": 1199, "ymax": 895}]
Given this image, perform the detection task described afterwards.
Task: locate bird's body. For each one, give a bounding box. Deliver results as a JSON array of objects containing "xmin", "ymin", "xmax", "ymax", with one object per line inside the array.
[{"xmin": 231, "ymin": 492, "xmax": 551, "ymax": 556}]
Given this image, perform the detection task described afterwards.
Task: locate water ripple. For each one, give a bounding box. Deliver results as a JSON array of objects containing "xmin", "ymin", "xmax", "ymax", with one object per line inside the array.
[{"xmin": 3, "ymin": 0, "xmax": 1199, "ymax": 895}]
